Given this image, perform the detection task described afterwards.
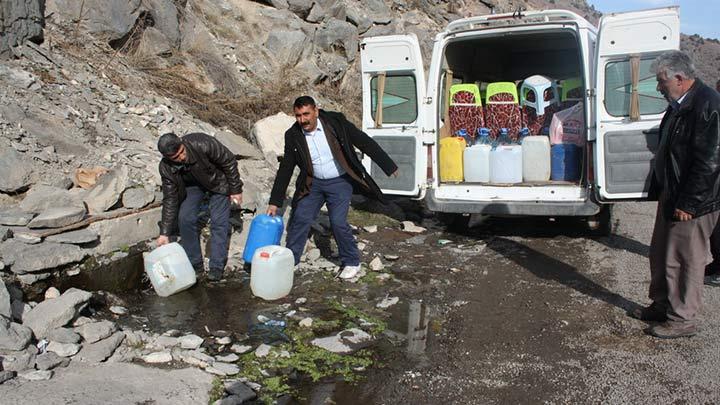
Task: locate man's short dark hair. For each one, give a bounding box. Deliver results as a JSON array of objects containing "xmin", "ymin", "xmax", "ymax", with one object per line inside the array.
[
  {"xmin": 157, "ymin": 132, "xmax": 183, "ymax": 157},
  {"xmin": 293, "ymin": 96, "xmax": 316, "ymax": 109}
]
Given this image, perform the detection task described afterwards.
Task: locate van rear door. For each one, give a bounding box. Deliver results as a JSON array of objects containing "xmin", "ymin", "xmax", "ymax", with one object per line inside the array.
[
  {"xmin": 594, "ymin": 7, "xmax": 679, "ymax": 201},
  {"xmin": 359, "ymin": 34, "xmax": 428, "ymax": 198}
]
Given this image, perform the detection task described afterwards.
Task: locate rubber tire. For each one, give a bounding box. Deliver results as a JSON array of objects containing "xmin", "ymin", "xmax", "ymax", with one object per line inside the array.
[{"xmin": 588, "ymin": 205, "xmax": 613, "ymax": 236}]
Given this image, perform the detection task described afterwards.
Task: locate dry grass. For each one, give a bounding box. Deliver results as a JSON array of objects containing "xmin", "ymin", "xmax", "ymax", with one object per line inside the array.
[
  {"xmin": 46, "ymin": 3, "xmax": 366, "ymax": 141},
  {"xmin": 139, "ymin": 63, "xmax": 297, "ymax": 138},
  {"xmin": 32, "ymin": 67, "xmax": 57, "ymax": 84}
]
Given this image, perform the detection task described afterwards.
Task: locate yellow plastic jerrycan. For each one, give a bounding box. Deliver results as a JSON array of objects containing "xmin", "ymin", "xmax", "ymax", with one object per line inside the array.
[{"xmin": 439, "ymin": 137, "xmax": 466, "ymax": 182}]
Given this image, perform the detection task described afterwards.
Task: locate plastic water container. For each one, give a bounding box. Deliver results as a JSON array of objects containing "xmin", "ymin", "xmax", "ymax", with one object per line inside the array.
[
  {"xmin": 551, "ymin": 144, "xmax": 581, "ymax": 181},
  {"xmin": 242, "ymin": 214, "xmax": 284, "ymax": 264},
  {"xmin": 439, "ymin": 137, "xmax": 466, "ymax": 182},
  {"xmin": 464, "ymin": 144, "xmax": 491, "ymax": 182},
  {"xmin": 143, "ymin": 242, "xmax": 197, "ymax": 297},
  {"xmin": 522, "ymin": 136, "xmax": 551, "ymax": 182},
  {"xmin": 250, "ymin": 245, "xmax": 295, "ymax": 300},
  {"xmin": 490, "ymin": 145, "xmax": 522, "ymax": 184}
]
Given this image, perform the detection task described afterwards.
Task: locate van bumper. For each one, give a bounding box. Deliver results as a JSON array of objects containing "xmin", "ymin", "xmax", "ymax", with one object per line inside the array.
[{"xmin": 425, "ymin": 189, "xmax": 601, "ymax": 216}]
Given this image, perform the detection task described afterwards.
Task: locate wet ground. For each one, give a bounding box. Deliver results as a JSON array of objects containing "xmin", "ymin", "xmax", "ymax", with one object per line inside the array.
[{"xmin": 64, "ymin": 201, "xmax": 720, "ymax": 404}]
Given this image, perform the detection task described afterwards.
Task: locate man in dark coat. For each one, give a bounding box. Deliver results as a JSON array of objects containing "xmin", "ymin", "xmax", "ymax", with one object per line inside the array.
[
  {"xmin": 266, "ymin": 96, "xmax": 398, "ymax": 279},
  {"xmin": 707, "ymin": 79, "xmax": 720, "ymax": 286},
  {"xmin": 632, "ymin": 51, "xmax": 720, "ymax": 338},
  {"xmin": 156, "ymin": 132, "xmax": 243, "ymax": 281}
]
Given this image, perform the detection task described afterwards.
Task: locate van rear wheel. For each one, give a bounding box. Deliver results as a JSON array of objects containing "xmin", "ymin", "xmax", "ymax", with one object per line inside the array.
[{"xmin": 587, "ymin": 205, "xmax": 613, "ymax": 236}]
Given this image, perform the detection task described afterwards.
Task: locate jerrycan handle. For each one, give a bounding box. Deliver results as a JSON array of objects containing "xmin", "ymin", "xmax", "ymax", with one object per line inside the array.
[{"xmin": 152, "ymin": 262, "xmax": 171, "ymax": 281}]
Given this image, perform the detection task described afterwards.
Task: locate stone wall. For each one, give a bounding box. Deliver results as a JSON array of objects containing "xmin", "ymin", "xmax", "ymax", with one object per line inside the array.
[{"xmin": 0, "ymin": 0, "xmax": 45, "ymax": 60}]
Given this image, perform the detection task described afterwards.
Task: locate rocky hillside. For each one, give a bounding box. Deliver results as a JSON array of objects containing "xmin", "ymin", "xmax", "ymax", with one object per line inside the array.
[
  {"xmin": 4, "ymin": 0, "xmax": 717, "ymax": 139},
  {"xmin": 681, "ymin": 35, "xmax": 720, "ymax": 86}
]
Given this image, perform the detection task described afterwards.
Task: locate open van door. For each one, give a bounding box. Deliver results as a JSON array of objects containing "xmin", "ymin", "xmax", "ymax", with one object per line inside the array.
[
  {"xmin": 359, "ymin": 34, "xmax": 428, "ymax": 198},
  {"xmin": 594, "ymin": 7, "xmax": 679, "ymax": 201}
]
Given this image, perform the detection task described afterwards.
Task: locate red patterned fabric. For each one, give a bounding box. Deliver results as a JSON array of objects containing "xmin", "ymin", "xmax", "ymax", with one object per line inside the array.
[
  {"xmin": 522, "ymin": 103, "xmax": 559, "ymax": 135},
  {"xmin": 449, "ymin": 90, "xmax": 484, "ymax": 140},
  {"xmin": 525, "ymin": 87, "xmax": 555, "ymax": 103},
  {"xmin": 485, "ymin": 93, "xmax": 522, "ymax": 141}
]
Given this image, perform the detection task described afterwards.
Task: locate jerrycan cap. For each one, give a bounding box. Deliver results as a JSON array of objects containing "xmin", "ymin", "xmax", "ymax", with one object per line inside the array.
[{"xmin": 260, "ymin": 252, "xmax": 270, "ymax": 259}]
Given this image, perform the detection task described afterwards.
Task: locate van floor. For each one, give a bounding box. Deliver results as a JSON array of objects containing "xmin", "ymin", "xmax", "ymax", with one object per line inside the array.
[{"xmin": 440, "ymin": 180, "xmax": 580, "ymax": 186}]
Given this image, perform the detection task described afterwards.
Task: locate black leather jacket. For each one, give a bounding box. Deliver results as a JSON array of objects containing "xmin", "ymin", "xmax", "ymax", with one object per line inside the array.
[
  {"xmin": 269, "ymin": 110, "xmax": 398, "ymax": 208},
  {"xmin": 158, "ymin": 133, "xmax": 243, "ymax": 236},
  {"xmin": 653, "ymin": 80, "xmax": 720, "ymax": 220}
]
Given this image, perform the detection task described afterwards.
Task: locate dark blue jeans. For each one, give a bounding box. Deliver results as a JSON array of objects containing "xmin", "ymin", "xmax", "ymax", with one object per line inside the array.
[
  {"xmin": 286, "ymin": 175, "xmax": 359, "ymax": 267},
  {"xmin": 179, "ymin": 186, "xmax": 231, "ymax": 270}
]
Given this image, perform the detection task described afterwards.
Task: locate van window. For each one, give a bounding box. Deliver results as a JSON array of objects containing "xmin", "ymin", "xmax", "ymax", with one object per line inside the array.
[
  {"xmin": 371, "ymin": 75, "xmax": 418, "ymax": 124},
  {"xmin": 604, "ymin": 57, "xmax": 667, "ymax": 117}
]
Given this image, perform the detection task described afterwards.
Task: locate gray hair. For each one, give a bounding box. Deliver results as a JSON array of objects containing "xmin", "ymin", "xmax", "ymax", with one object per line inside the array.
[{"xmin": 651, "ymin": 50, "xmax": 696, "ymax": 80}]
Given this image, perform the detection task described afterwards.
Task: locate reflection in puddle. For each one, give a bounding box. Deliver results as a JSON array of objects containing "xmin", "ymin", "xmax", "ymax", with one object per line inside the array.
[
  {"xmin": 326, "ymin": 300, "xmax": 433, "ymax": 404},
  {"xmin": 406, "ymin": 300, "xmax": 429, "ymax": 357}
]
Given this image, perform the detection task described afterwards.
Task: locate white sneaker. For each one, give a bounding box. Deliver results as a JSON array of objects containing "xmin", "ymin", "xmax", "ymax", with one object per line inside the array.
[{"xmin": 338, "ymin": 265, "xmax": 361, "ymax": 279}]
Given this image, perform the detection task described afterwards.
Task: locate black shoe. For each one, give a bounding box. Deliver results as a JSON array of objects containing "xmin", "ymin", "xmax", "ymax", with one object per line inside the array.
[
  {"xmin": 207, "ymin": 268, "xmax": 224, "ymax": 281},
  {"xmin": 630, "ymin": 302, "xmax": 667, "ymax": 322}
]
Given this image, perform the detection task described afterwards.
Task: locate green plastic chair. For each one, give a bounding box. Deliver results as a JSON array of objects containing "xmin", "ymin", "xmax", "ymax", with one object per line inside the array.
[
  {"xmin": 485, "ymin": 82, "xmax": 518, "ymax": 104},
  {"xmin": 449, "ymin": 83, "xmax": 482, "ymax": 106},
  {"xmin": 561, "ymin": 77, "xmax": 583, "ymax": 101}
]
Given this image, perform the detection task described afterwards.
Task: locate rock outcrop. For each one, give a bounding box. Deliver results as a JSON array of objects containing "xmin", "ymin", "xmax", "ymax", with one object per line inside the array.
[{"xmin": 0, "ymin": 0, "xmax": 44, "ymax": 59}]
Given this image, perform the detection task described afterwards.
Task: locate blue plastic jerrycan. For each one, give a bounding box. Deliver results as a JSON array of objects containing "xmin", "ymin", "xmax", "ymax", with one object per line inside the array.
[
  {"xmin": 242, "ymin": 214, "xmax": 284, "ymax": 264},
  {"xmin": 551, "ymin": 143, "xmax": 581, "ymax": 181}
]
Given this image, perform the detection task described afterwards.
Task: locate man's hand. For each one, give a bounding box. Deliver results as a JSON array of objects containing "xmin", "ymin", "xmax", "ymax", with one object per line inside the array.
[
  {"xmin": 390, "ymin": 170, "xmax": 399, "ymax": 178},
  {"xmin": 674, "ymin": 208, "xmax": 693, "ymax": 221},
  {"xmin": 157, "ymin": 235, "xmax": 170, "ymax": 246},
  {"xmin": 267, "ymin": 204, "xmax": 278, "ymax": 216},
  {"xmin": 230, "ymin": 193, "xmax": 242, "ymax": 206}
]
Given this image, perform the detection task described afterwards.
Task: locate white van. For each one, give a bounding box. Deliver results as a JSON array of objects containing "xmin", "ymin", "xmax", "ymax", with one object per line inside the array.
[{"xmin": 359, "ymin": 7, "xmax": 680, "ymax": 234}]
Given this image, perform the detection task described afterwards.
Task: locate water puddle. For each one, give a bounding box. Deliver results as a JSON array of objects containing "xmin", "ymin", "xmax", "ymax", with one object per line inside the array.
[{"xmin": 55, "ymin": 244, "xmax": 438, "ymax": 403}]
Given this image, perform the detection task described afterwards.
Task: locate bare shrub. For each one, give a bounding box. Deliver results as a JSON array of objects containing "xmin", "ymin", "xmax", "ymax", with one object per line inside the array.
[{"xmin": 141, "ymin": 63, "xmax": 298, "ymax": 138}]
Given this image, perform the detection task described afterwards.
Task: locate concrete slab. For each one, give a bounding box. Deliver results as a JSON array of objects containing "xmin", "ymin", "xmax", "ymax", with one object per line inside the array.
[{"xmin": 0, "ymin": 362, "xmax": 212, "ymax": 404}]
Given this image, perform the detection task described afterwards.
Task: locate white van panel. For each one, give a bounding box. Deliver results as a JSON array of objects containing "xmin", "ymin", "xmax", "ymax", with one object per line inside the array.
[
  {"xmin": 359, "ymin": 34, "xmax": 428, "ymax": 197},
  {"xmin": 597, "ymin": 7, "xmax": 680, "ymax": 57},
  {"xmin": 594, "ymin": 7, "xmax": 679, "ymax": 201}
]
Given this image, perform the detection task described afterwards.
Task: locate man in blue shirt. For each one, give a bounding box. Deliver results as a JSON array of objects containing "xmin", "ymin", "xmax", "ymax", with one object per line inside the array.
[{"xmin": 267, "ymin": 96, "xmax": 398, "ymax": 278}]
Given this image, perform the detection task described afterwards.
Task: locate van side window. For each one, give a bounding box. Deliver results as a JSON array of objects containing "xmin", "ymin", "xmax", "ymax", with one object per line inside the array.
[
  {"xmin": 370, "ymin": 74, "xmax": 418, "ymax": 124},
  {"xmin": 604, "ymin": 57, "xmax": 667, "ymax": 117}
]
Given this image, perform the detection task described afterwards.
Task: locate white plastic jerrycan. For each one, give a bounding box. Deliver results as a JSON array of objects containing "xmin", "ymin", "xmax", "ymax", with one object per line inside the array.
[
  {"xmin": 143, "ymin": 242, "xmax": 197, "ymax": 297},
  {"xmin": 250, "ymin": 245, "xmax": 294, "ymax": 301}
]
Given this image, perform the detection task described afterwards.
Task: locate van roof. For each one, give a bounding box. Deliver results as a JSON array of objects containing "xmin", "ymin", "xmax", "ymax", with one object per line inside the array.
[{"xmin": 445, "ymin": 9, "xmax": 597, "ymax": 34}]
